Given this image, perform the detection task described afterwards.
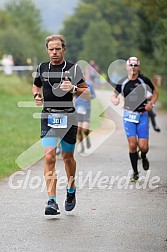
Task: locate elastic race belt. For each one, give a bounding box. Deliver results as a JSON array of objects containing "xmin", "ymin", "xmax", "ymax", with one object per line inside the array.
[
  {"xmin": 124, "ymin": 109, "xmax": 146, "ymax": 114},
  {"xmin": 44, "ymin": 107, "xmax": 75, "ymax": 113}
]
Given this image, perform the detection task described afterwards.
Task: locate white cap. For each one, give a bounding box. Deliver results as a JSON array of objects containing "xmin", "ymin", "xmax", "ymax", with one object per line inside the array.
[{"xmin": 126, "ymin": 57, "xmax": 140, "ymax": 65}]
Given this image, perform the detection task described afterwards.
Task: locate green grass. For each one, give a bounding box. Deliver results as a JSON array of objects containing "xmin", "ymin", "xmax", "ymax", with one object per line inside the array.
[
  {"xmin": 0, "ymin": 74, "xmax": 42, "ymax": 178},
  {"xmin": 0, "ymin": 74, "xmax": 103, "ymax": 179}
]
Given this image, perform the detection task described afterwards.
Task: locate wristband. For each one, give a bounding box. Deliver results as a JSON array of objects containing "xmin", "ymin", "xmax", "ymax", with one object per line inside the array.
[
  {"xmin": 70, "ymin": 86, "xmax": 77, "ymax": 94},
  {"xmin": 149, "ymin": 102, "xmax": 155, "ymax": 107},
  {"xmin": 34, "ymin": 93, "xmax": 38, "ymax": 99}
]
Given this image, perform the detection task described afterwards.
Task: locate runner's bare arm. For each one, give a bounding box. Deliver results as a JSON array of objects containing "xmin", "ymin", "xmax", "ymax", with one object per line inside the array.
[
  {"xmin": 111, "ymin": 91, "xmax": 120, "ymax": 106},
  {"xmin": 145, "ymin": 88, "xmax": 159, "ymax": 111},
  {"xmin": 32, "ymin": 84, "xmax": 43, "ymax": 106},
  {"xmin": 77, "ymin": 82, "xmax": 90, "ymax": 100}
]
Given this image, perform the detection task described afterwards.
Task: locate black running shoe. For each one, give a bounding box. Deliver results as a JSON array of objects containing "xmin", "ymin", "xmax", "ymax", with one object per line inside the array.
[
  {"xmin": 65, "ymin": 190, "xmax": 76, "ymax": 211},
  {"xmin": 130, "ymin": 172, "xmax": 139, "ymax": 182},
  {"xmin": 154, "ymin": 126, "xmax": 161, "ymax": 132},
  {"xmin": 142, "ymin": 157, "xmax": 149, "ymax": 170},
  {"xmin": 45, "ymin": 199, "xmax": 60, "ymax": 215}
]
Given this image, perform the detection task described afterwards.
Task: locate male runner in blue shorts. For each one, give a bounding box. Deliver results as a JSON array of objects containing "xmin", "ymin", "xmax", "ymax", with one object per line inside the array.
[
  {"xmin": 111, "ymin": 57, "xmax": 158, "ymax": 182},
  {"xmin": 32, "ymin": 35, "xmax": 90, "ymax": 214}
]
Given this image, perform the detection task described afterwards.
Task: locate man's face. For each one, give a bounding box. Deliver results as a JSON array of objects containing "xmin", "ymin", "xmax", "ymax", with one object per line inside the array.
[
  {"xmin": 126, "ymin": 63, "xmax": 140, "ymax": 75},
  {"xmin": 47, "ymin": 40, "xmax": 65, "ymax": 65}
]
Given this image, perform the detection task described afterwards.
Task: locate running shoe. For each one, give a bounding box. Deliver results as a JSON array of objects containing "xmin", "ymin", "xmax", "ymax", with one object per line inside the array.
[
  {"xmin": 65, "ymin": 189, "xmax": 76, "ymax": 211},
  {"xmin": 142, "ymin": 157, "xmax": 149, "ymax": 170},
  {"xmin": 154, "ymin": 126, "xmax": 161, "ymax": 132},
  {"xmin": 130, "ymin": 172, "xmax": 139, "ymax": 182},
  {"xmin": 45, "ymin": 199, "xmax": 60, "ymax": 215}
]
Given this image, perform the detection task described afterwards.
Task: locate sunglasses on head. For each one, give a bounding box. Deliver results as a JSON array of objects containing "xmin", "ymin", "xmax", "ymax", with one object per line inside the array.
[{"xmin": 129, "ymin": 64, "xmax": 139, "ymax": 67}]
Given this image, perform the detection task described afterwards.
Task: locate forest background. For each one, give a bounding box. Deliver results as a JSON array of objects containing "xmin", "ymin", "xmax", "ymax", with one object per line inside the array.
[{"xmin": 0, "ymin": 0, "xmax": 167, "ymax": 87}]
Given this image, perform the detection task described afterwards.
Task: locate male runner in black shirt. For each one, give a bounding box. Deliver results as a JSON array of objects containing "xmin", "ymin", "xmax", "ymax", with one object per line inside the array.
[
  {"xmin": 111, "ymin": 57, "xmax": 158, "ymax": 182},
  {"xmin": 32, "ymin": 35, "xmax": 90, "ymax": 215}
]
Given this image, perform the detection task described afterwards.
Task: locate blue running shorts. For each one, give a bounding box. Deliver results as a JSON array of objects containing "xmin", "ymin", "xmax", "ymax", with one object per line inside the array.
[
  {"xmin": 42, "ymin": 137, "xmax": 75, "ymax": 153},
  {"xmin": 123, "ymin": 111, "xmax": 149, "ymax": 139}
]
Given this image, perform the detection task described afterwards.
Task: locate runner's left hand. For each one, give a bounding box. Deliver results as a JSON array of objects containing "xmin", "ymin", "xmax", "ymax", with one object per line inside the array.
[
  {"xmin": 144, "ymin": 103, "xmax": 153, "ymax": 111},
  {"xmin": 60, "ymin": 77, "xmax": 73, "ymax": 92}
]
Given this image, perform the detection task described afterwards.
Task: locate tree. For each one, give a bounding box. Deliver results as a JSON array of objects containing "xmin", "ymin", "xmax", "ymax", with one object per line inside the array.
[
  {"xmin": 0, "ymin": 0, "xmax": 47, "ymax": 65},
  {"xmin": 62, "ymin": 0, "xmax": 139, "ymax": 70},
  {"xmin": 79, "ymin": 20, "xmax": 117, "ymax": 71},
  {"xmin": 125, "ymin": 0, "xmax": 167, "ymax": 76},
  {"xmin": 61, "ymin": 3, "xmax": 99, "ymax": 62},
  {"xmin": 61, "ymin": 0, "xmax": 167, "ymax": 77}
]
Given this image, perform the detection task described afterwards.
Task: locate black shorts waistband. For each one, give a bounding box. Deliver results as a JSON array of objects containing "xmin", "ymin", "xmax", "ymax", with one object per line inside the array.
[{"xmin": 44, "ymin": 107, "xmax": 75, "ymax": 113}]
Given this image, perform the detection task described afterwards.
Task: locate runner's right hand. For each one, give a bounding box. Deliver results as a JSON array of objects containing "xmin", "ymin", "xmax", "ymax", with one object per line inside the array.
[{"xmin": 34, "ymin": 93, "xmax": 43, "ymax": 106}]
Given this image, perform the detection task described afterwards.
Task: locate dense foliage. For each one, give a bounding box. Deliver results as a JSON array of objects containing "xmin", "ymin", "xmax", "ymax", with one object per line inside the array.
[
  {"xmin": 0, "ymin": 0, "xmax": 167, "ymax": 88},
  {"xmin": 61, "ymin": 0, "xmax": 167, "ymax": 84},
  {"xmin": 0, "ymin": 0, "xmax": 48, "ymax": 65}
]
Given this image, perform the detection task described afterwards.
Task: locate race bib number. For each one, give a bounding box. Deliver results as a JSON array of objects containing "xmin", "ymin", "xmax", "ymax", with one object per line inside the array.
[
  {"xmin": 124, "ymin": 111, "xmax": 140, "ymax": 123},
  {"xmin": 76, "ymin": 105, "xmax": 87, "ymax": 115},
  {"xmin": 48, "ymin": 114, "xmax": 67, "ymax": 128}
]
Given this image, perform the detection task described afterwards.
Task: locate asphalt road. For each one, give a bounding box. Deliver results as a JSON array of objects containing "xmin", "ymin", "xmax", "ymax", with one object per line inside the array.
[{"xmin": 0, "ymin": 90, "xmax": 167, "ymax": 252}]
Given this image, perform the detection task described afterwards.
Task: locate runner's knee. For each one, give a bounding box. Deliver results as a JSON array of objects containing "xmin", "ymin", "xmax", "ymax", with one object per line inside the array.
[
  {"xmin": 45, "ymin": 153, "xmax": 56, "ymax": 165},
  {"xmin": 129, "ymin": 142, "xmax": 137, "ymax": 152},
  {"xmin": 139, "ymin": 145, "xmax": 149, "ymax": 153},
  {"xmin": 62, "ymin": 154, "xmax": 74, "ymax": 165}
]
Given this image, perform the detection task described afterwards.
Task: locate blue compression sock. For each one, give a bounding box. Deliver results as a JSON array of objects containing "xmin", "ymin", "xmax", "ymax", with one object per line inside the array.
[
  {"xmin": 67, "ymin": 187, "xmax": 76, "ymax": 194},
  {"xmin": 48, "ymin": 196, "xmax": 56, "ymax": 202}
]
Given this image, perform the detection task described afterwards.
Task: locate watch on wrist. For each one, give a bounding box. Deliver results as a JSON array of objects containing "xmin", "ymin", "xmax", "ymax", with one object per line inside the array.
[
  {"xmin": 150, "ymin": 102, "xmax": 155, "ymax": 107},
  {"xmin": 71, "ymin": 85, "xmax": 77, "ymax": 94},
  {"xmin": 34, "ymin": 93, "xmax": 38, "ymax": 99}
]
